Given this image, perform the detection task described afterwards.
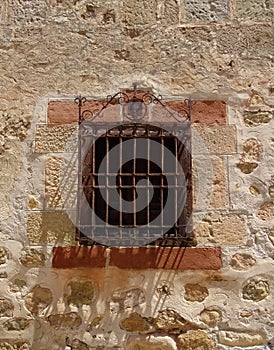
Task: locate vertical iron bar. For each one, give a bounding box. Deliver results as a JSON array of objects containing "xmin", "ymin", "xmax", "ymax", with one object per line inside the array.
[
  {"xmin": 91, "ymin": 129, "xmax": 95, "ymax": 239},
  {"xmin": 161, "ymin": 134, "xmax": 164, "ymax": 229},
  {"xmin": 106, "ymin": 135, "xmax": 109, "ymax": 232},
  {"xmin": 133, "ymin": 135, "xmax": 136, "ymax": 227},
  {"xmin": 75, "ymin": 96, "xmax": 83, "ymax": 242},
  {"xmin": 119, "ymin": 134, "xmax": 122, "ymax": 229},
  {"xmin": 175, "ymin": 136, "xmax": 178, "ymax": 238},
  {"xmin": 147, "ymin": 128, "xmax": 150, "ymax": 229}
]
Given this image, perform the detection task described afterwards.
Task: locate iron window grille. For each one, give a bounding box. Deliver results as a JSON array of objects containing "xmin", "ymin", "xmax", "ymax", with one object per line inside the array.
[{"xmin": 75, "ymin": 88, "xmax": 193, "ymax": 247}]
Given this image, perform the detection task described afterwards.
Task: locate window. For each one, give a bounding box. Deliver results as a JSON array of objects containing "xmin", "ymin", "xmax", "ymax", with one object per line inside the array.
[{"xmin": 75, "ymin": 91, "xmax": 193, "ymax": 247}]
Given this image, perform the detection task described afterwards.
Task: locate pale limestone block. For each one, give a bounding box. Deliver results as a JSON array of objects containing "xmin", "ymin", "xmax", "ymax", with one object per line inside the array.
[
  {"xmin": 192, "ymin": 125, "xmax": 236, "ymax": 155},
  {"xmin": 235, "ymin": 0, "xmax": 273, "ymax": 21},
  {"xmin": 26, "ymin": 211, "xmax": 76, "ymax": 245},
  {"xmin": 45, "ymin": 155, "xmax": 77, "ymax": 209},
  {"xmin": 193, "ymin": 156, "xmax": 227, "ymax": 211},
  {"xmin": 185, "ymin": 0, "xmax": 230, "ymax": 23},
  {"xmin": 120, "ymin": 0, "xmax": 157, "ymax": 25},
  {"xmin": 34, "ymin": 125, "xmax": 78, "ymax": 153},
  {"xmin": 194, "ymin": 213, "xmax": 247, "ymax": 245},
  {"xmin": 219, "ymin": 330, "xmax": 266, "ymax": 347}
]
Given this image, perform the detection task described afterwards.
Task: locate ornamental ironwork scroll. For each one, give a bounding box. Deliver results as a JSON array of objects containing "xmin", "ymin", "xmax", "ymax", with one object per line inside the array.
[{"xmin": 75, "ymin": 85, "xmax": 193, "ymax": 124}]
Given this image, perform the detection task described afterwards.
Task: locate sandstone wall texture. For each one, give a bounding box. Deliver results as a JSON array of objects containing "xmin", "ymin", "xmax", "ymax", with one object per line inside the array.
[{"xmin": 0, "ymin": 0, "xmax": 273, "ymax": 349}]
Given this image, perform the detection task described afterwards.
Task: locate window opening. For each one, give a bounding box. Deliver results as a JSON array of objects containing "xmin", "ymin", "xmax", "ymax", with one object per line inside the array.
[{"xmin": 75, "ymin": 88, "xmax": 193, "ymax": 247}]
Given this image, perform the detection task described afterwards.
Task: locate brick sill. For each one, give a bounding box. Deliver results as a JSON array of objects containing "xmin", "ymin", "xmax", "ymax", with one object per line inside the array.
[{"xmin": 52, "ymin": 246, "xmax": 221, "ymax": 270}]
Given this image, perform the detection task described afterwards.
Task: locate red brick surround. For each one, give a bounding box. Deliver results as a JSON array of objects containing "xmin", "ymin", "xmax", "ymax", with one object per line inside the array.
[
  {"xmin": 48, "ymin": 99, "xmax": 227, "ymax": 125},
  {"xmin": 52, "ymin": 246, "xmax": 222, "ymax": 270}
]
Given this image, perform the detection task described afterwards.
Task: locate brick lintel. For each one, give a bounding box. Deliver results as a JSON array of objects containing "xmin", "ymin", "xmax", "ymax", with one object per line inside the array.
[{"xmin": 52, "ymin": 246, "xmax": 222, "ymax": 270}]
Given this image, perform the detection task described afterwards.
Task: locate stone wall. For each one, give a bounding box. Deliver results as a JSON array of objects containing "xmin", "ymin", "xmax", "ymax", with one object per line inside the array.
[{"xmin": 0, "ymin": 0, "xmax": 273, "ymax": 349}]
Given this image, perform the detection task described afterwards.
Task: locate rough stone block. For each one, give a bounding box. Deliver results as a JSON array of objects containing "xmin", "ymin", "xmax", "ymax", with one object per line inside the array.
[
  {"xmin": 120, "ymin": 312, "xmax": 151, "ymax": 332},
  {"xmin": 35, "ymin": 124, "xmax": 78, "ymax": 153},
  {"xmin": 256, "ymin": 202, "xmax": 274, "ymax": 221},
  {"xmin": 27, "ymin": 211, "xmax": 76, "ymax": 245},
  {"xmin": 0, "ymin": 247, "xmax": 8, "ymax": 264},
  {"xmin": 236, "ymin": 138, "xmax": 263, "ymax": 174},
  {"xmin": 3, "ymin": 317, "xmax": 31, "ymax": 331},
  {"xmin": 110, "ymin": 288, "xmax": 145, "ymax": 313},
  {"xmin": 219, "ymin": 330, "xmax": 267, "ymax": 347},
  {"xmin": 24, "ymin": 285, "xmax": 53, "ymax": 315},
  {"xmin": 153, "ymin": 309, "xmax": 200, "ymax": 333},
  {"xmin": 192, "ymin": 125, "xmax": 236, "ymax": 155},
  {"xmin": 65, "ymin": 280, "xmax": 94, "ymax": 307},
  {"xmin": 11, "ymin": 0, "xmax": 49, "ymax": 25},
  {"xmin": 0, "ymin": 298, "xmax": 14, "ymax": 317},
  {"xmin": 66, "ymin": 338, "xmax": 90, "ymax": 350},
  {"xmin": 184, "ymin": 283, "xmax": 209, "ymax": 302},
  {"xmin": 194, "ymin": 213, "xmax": 247, "ymax": 245},
  {"xmin": 0, "ymin": 341, "xmax": 30, "ymax": 349},
  {"xmin": 120, "ymin": 0, "xmax": 157, "ymax": 25},
  {"xmin": 243, "ymin": 110, "xmax": 272, "ymax": 126},
  {"xmin": 217, "ymin": 24, "xmax": 273, "ymax": 56},
  {"xmin": 185, "ymin": 0, "xmax": 230, "ymax": 22},
  {"xmin": 19, "ymin": 248, "xmax": 46, "ymax": 267},
  {"xmin": 177, "ymin": 330, "xmax": 217, "ymax": 349},
  {"xmin": 235, "ymin": 0, "xmax": 273, "ymax": 21},
  {"xmin": 230, "ymin": 253, "xmax": 256, "ymax": 270},
  {"xmin": 199, "ymin": 309, "xmax": 220, "ymax": 326},
  {"xmin": 126, "ymin": 335, "xmax": 177, "ymax": 350},
  {"xmin": 28, "ymin": 195, "xmax": 41, "ymax": 209},
  {"xmin": 47, "ymin": 312, "xmax": 82, "ymax": 329},
  {"xmin": 242, "ymin": 278, "xmax": 270, "ymax": 301},
  {"xmin": 157, "ymin": 0, "xmax": 179, "ymax": 25}
]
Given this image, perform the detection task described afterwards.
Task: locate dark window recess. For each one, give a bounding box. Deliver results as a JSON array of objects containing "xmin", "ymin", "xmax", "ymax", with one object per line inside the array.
[{"xmin": 77, "ymin": 123, "xmax": 193, "ymax": 247}]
